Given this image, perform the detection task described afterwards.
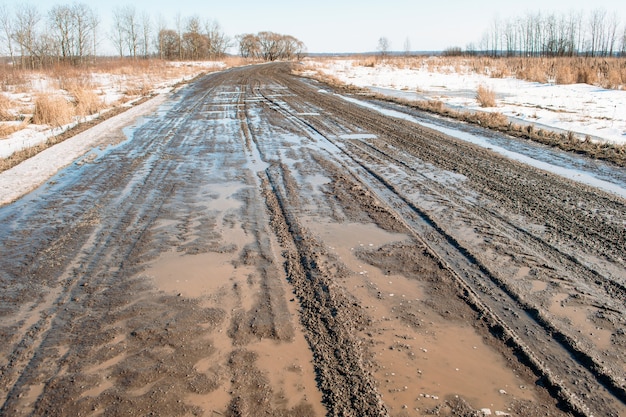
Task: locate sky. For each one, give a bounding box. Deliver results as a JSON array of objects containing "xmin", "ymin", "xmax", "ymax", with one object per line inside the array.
[{"xmin": 15, "ymin": 0, "xmax": 626, "ymax": 54}]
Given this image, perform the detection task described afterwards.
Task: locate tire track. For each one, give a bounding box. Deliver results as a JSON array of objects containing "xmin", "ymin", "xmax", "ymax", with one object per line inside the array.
[{"xmin": 252, "ymin": 64, "xmax": 625, "ymax": 416}]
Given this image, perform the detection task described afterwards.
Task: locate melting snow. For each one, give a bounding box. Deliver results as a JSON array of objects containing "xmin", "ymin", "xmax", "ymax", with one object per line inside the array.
[{"xmin": 314, "ymin": 59, "xmax": 626, "ymax": 146}]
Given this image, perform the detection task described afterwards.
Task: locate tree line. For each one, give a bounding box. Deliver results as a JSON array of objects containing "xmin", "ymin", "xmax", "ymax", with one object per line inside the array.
[
  {"xmin": 237, "ymin": 32, "xmax": 306, "ymax": 61},
  {"xmin": 0, "ymin": 3, "xmax": 306, "ymax": 69},
  {"xmin": 468, "ymin": 9, "xmax": 626, "ymax": 57}
]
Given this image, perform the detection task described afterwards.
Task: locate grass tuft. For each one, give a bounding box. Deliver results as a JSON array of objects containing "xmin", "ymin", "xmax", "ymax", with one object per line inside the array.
[
  {"xmin": 0, "ymin": 94, "xmax": 15, "ymax": 121},
  {"xmin": 33, "ymin": 94, "xmax": 74, "ymax": 126},
  {"xmin": 70, "ymin": 86, "xmax": 103, "ymax": 117},
  {"xmin": 476, "ymin": 84, "xmax": 496, "ymax": 107}
]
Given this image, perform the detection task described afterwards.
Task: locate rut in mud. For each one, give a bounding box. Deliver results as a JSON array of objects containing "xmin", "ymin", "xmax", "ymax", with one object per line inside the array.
[{"xmin": 0, "ymin": 63, "xmax": 625, "ymax": 417}]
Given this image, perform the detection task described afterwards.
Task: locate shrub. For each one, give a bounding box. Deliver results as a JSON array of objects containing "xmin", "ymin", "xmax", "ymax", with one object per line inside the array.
[
  {"xmin": 476, "ymin": 84, "xmax": 496, "ymax": 107},
  {"xmin": 33, "ymin": 94, "xmax": 74, "ymax": 126}
]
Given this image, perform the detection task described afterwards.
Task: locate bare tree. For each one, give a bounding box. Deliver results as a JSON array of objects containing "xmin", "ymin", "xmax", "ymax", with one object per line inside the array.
[
  {"xmin": 258, "ymin": 31, "xmax": 279, "ymax": 61},
  {"xmin": 122, "ymin": 6, "xmax": 139, "ymax": 58},
  {"xmin": 73, "ymin": 3, "xmax": 96, "ymax": 63},
  {"xmin": 490, "ymin": 17, "xmax": 500, "ymax": 56},
  {"xmin": 182, "ymin": 15, "xmax": 206, "ymax": 60},
  {"xmin": 13, "ymin": 3, "xmax": 41, "ymax": 69},
  {"xmin": 588, "ymin": 8, "xmax": 606, "ymax": 56},
  {"xmin": 479, "ymin": 8, "xmax": 624, "ymax": 57},
  {"xmin": 155, "ymin": 14, "xmax": 167, "ymax": 59},
  {"xmin": 605, "ymin": 12, "xmax": 620, "ymax": 56},
  {"xmin": 49, "ymin": 4, "xmax": 74, "ymax": 62},
  {"xmin": 377, "ymin": 36, "xmax": 390, "ymax": 58},
  {"xmin": 140, "ymin": 11, "xmax": 151, "ymax": 58},
  {"xmin": 175, "ymin": 13, "xmax": 183, "ymax": 60},
  {"xmin": 0, "ymin": 4, "xmax": 16, "ymax": 66},
  {"xmin": 89, "ymin": 6, "xmax": 98, "ymax": 62},
  {"xmin": 111, "ymin": 6, "xmax": 139, "ymax": 58},
  {"xmin": 111, "ymin": 7, "xmax": 125, "ymax": 57},
  {"xmin": 238, "ymin": 32, "xmax": 305, "ymax": 61},
  {"xmin": 204, "ymin": 20, "xmax": 229, "ymax": 59},
  {"xmin": 403, "ymin": 37, "xmax": 411, "ymax": 56},
  {"xmin": 503, "ymin": 18, "xmax": 516, "ymax": 56},
  {"xmin": 237, "ymin": 33, "xmax": 260, "ymax": 59}
]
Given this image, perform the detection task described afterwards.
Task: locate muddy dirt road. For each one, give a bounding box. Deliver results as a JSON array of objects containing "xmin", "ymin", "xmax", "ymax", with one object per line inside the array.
[{"xmin": 1, "ymin": 63, "xmax": 625, "ymax": 417}]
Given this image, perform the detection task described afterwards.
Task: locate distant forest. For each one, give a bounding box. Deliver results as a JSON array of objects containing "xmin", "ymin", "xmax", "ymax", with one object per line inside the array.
[
  {"xmin": 0, "ymin": 3, "xmax": 306, "ymax": 69},
  {"xmin": 460, "ymin": 8, "xmax": 626, "ymax": 57}
]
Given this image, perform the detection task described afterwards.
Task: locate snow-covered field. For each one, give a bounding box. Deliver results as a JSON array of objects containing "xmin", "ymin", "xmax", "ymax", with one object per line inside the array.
[{"xmin": 309, "ymin": 58, "xmax": 626, "ymax": 146}]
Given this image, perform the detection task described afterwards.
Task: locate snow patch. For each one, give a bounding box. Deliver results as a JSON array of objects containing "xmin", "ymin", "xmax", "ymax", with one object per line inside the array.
[{"xmin": 313, "ymin": 60, "xmax": 626, "ymax": 146}]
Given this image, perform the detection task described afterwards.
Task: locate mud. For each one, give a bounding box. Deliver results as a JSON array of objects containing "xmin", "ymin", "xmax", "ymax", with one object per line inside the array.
[{"xmin": 0, "ymin": 63, "xmax": 625, "ymax": 416}]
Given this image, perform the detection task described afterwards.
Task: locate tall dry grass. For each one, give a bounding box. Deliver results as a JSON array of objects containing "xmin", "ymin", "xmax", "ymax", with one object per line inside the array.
[
  {"xmin": 32, "ymin": 94, "xmax": 74, "ymax": 126},
  {"xmin": 0, "ymin": 94, "xmax": 15, "ymax": 121},
  {"xmin": 69, "ymin": 86, "xmax": 103, "ymax": 117},
  {"xmin": 0, "ymin": 67, "xmax": 27, "ymax": 92},
  {"xmin": 343, "ymin": 55, "xmax": 626, "ymax": 89},
  {"xmin": 476, "ymin": 85, "xmax": 496, "ymax": 107}
]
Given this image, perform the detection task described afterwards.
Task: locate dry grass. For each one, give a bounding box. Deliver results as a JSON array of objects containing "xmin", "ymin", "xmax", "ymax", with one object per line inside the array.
[
  {"xmin": 124, "ymin": 83, "xmax": 152, "ymax": 97},
  {"xmin": 32, "ymin": 94, "xmax": 75, "ymax": 126},
  {"xmin": 327, "ymin": 55, "xmax": 626, "ymax": 90},
  {"xmin": 0, "ymin": 94, "xmax": 15, "ymax": 121},
  {"xmin": 0, "ymin": 121, "xmax": 27, "ymax": 138},
  {"xmin": 70, "ymin": 86, "xmax": 103, "ymax": 117},
  {"xmin": 0, "ymin": 138, "xmax": 46, "ymax": 172},
  {"xmin": 555, "ymin": 66, "xmax": 575, "ymax": 84},
  {"xmin": 476, "ymin": 85, "xmax": 496, "ymax": 107},
  {"xmin": 0, "ymin": 67, "xmax": 27, "ymax": 92},
  {"xmin": 51, "ymin": 65, "xmax": 93, "ymax": 91}
]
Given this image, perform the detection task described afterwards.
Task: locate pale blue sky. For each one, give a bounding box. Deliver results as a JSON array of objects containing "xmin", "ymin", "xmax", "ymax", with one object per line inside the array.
[{"xmin": 11, "ymin": 0, "xmax": 626, "ymax": 53}]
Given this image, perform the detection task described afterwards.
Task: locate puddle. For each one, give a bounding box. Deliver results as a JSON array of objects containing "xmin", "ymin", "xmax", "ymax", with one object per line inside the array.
[
  {"xmin": 185, "ymin": 390, "xmax": 231, "ymax": 417},
  {"xmin": 374, "ymin": 319, "xmax": 533, "ymax": 414},
  {"xmin": 530, "ymin": 280, "xmax": 548, "ymax": 293},
  {"xmin": 252, "ymin": 337, "xmax": 325, "ymax": 415},
  {"xmin": 303, "ymin": 218, "xmax": 535, "ymax": 413},
  {"xmin": 306, "ymin": 219, "xmax": 408, "ymax": 256},
  {"xmin": 549, "ymin": 293, "xmax": 613, "ymax": 350},
  {"xmin": 204, "ymin": 182, "xmax": 245, "ymax": 212},
  {"xmin": 339, "ymin": 133, "xmax": 377, "ymax": 140},
  {"xmin": 338, "ymin": 94, "xmax": 626, "ymax": 199},
  {"xmin": 146, "ymin": 251, "xmax": 254, "ymax": 298}
]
